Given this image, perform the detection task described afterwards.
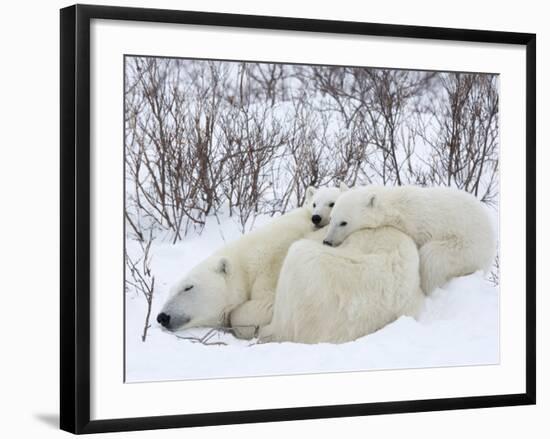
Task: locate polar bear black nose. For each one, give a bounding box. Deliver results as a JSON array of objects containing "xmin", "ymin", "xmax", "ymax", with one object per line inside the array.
[
  {"xmin": 312, "ymin": 215, "xmax": 322, "ymax": 225},
  {"xmin": 157, "ymin": 312, "xmax": 171, "ymax": 327},
  {"xmin": 323, "ymin": 239, "xmax": 333, "ymax": 246}
]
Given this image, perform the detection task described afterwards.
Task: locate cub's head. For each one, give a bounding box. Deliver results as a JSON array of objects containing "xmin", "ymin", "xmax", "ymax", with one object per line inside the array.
[
  {"xmin": 157, "ymin": 256, "xmax": 244, "ymax": 332},
  {"xmin": 323, "ymin": 187, "xmax": 385, "ymax": 247},
  {"xmin": 305, "ymin": 182, "xmax": 349, "ymax": 228}
]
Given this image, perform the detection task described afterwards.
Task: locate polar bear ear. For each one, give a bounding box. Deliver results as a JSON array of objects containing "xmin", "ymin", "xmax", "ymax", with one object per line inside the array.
[
  {"xmin": 367, "ymin": 194, "xmax": 376, "ymax": 208},
  {"xmin": 339, "ymin": 182, "xmax": 349, "ymax": 192},
  {"xmin": 216, "ymin": 258, "xmax": 230, "ymax": 276},
  {"xmin": 305, "ymin": 186, "xmax": 316, "ymax": 202}
]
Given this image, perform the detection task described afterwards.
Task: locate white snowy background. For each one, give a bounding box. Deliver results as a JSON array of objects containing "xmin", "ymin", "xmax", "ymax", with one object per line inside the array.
[{"xmin": 124, "ymin": 57, "xmax": 499, "ymax": 382}]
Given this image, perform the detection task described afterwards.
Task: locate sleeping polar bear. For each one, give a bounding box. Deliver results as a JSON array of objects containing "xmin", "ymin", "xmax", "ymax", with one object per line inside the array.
[
  {"xmin": 323, "ymin": 186, "xmax": 496, "ymax": 294},
  {"xmin": 259, "ymin": 226, "xmax": 424, "ymax": 344},
  {"xmin": 157, "ymin": 185, "xmax": 345, "ymax": 337}
]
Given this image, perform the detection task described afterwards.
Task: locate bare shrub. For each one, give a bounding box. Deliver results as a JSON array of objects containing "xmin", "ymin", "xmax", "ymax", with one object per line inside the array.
[
  {"xmin": 125, "ymin": 57, "xmax": 499, "ymax": 245},
  {"xmin": 125, "ymin": 230, "xmax": 156, "ymax": 342},
  {"xmin": 414, "ymin": 73, "xmax": 499, "ymax": 204}
]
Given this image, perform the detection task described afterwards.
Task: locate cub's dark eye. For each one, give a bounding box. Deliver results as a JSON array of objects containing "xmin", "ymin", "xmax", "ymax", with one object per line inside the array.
[
  {"xmin": 340, "ymin": 221, "xmax": 348, "ymax": 227},
  {"xmin": 329, "ymin": 202, "xmax": 335, "ymax": 207},
  {"xmin": 184, "ymin": 285, "xmax": 194, "ymax": 292},
  {"xmin": 313, "ymin": 203, "xmax": 316, "ymax": 208}
]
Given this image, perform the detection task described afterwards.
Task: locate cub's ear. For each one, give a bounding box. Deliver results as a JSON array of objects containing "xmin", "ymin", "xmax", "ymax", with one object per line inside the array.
[
  {"xmin": 339, "ymin": 182, "xmax": 349, "ymax": 192},
  {"xmin": 216, "ymin": 257, "xmax": 230, "ymax": 276},
  {"xmin": 367, "ymin": 194, "xmax": 376, "ymax": 208},
  {"xmin": 305, "ymin": 186, "xmax": 316, "ymax": 202}
]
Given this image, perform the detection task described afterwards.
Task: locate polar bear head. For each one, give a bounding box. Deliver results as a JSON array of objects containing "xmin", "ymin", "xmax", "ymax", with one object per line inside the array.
[
  {"xmin": 323, "ymin": 186, "xmax": 389, "ymax": 247},
  {"xmin": 304, "ymin": 182, "xmax": 349, "ymax": 228},
  {"xmin": 156, "ymin": 255, "xmax": 245, "ymax": 331}
]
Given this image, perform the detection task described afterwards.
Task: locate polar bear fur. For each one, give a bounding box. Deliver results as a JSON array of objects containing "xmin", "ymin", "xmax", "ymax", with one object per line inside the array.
[
  {"xmin": 323, "ymin": 185, "xmax": 496, "ymax": 294},
  {"xmin": 259, "ymin": 226, "xmax": 424, "ymax": 344}
]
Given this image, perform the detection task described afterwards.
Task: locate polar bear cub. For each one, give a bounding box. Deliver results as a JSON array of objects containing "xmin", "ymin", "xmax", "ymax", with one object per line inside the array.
[
  {"xmin": 259, "ymin": 226, "xmax": 424, "ymax": 344},
  {"xmin": 323, "ymin": 185, "xmax": 496, "ymax": 294},
  {"xmin": 305, "ymin": 182, "xmax": 348, "ymax": 228}
]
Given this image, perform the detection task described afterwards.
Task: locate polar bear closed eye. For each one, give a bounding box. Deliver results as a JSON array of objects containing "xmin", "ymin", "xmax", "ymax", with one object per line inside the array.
[
  {"xmin": 304, "ymin": 182, "xmax": 348, "ymax": 228},
  {"xmin": 323, "ymin": 185, "xmax": 496, "ymax": 294}
]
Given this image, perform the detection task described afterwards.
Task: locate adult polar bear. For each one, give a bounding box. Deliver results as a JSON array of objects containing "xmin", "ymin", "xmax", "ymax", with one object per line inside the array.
[
  {"xmin": 156, "ymin": 184, "xmax": 346, "ymax": 335},
  {"xmin": 323, "ymin": 186, "xmax": 496, "ymax": 294},
  {"xmin": 260, "ymin": 226, "xmax": 424, "ymax": 344}
]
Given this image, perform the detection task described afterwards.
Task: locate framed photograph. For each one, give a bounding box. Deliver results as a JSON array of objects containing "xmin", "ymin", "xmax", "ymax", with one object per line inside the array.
[{"xmin": 60, "ymin": 4, "xmax": 536, "ymax": 434}]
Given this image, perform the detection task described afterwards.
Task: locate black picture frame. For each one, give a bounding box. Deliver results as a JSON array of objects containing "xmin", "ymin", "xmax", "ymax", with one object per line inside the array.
[{"xmin": 60, "ymin": 4, "xmax": 536, "ymax": 434}]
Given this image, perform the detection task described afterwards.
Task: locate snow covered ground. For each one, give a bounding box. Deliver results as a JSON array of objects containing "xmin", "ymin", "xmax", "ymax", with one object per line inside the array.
[{"xmin": 125, "ymin": 212, "xmax": 499, "ymax": 383}]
